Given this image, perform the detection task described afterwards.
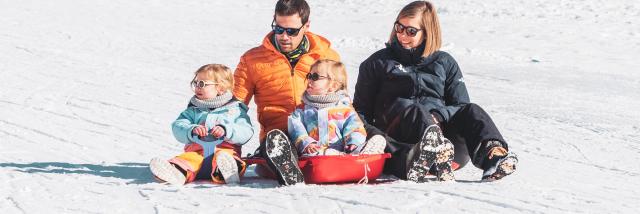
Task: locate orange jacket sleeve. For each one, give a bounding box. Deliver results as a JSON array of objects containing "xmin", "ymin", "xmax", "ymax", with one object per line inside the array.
[{"xmin": 233, "ymin": 56, "xmax": 254, "ymax": 106}]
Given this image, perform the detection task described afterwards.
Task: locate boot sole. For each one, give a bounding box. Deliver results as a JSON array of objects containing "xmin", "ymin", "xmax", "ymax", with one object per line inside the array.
[
  {"xmin": 482, "ymin": 154, "xmax": 518, "ymax": 181},
  {"xmin": 216, "ymin": 152, "xmax": 240, "ymax": 184},
  {"xmin": 360, "ymin": 135, "xmax": 386, "ymax": 155},
  {"xmin": 149, "ymin": 158, "xmax": 186, "ymax": 185},
  {"xmin": 407, "ymin": 125, "xmax": 455, "ymax": 182},
  {"xmin": 265, "ymin": 130, "xmax": 304, "ymax": 185}
]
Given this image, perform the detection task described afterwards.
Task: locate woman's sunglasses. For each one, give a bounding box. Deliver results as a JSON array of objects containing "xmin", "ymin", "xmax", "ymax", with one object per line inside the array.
[
  {"xmin": 190, "ymin": 80, "xmax": 218, "ymax": 89},
  {"xmin": 306, "ymin": 72, "xmax": 330, "ymax": 81},
  {"xmin": 394, "ymin": 21, "xmax": 422, "ymax": 37},
  {"xmin": 271, "ymin": 20, "xmax": 304, "ymax": 36}
]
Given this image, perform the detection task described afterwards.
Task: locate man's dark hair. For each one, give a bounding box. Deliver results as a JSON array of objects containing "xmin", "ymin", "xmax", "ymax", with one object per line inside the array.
[{"xmin": 275, "ymin": 0, "xmax": 310, "ymax": 24}]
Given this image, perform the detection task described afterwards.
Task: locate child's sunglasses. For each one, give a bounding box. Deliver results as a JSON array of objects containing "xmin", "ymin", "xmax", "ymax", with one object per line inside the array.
[
  {"xmin": 271, "ymin": 20, "xmax": 304, "ymax": 36},
  {"xmin": 394, "ymin": 21, "xmax": 422, "ymax": 37},
  {"xmin": 306, "ymin": 72, "xmax": 330, "ymax": 81},
  {"xmin": 190, "ymin": 80, "xmax": 218, "ymax": 89}
]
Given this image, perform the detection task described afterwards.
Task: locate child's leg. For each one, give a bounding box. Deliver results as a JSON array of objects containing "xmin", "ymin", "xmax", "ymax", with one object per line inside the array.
[
  {"xmin": 211, "ymin": 148, "xmax": 247, "ymax": 184},
  {"xmin": 167, "ymin": 151, "xmax": 205, "ymax": 183}
]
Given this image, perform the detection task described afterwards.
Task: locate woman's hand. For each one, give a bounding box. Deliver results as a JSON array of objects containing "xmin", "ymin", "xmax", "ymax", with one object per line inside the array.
[
  {"xmin": 210, "ymin": 126, "xmax": 225, "ymax": 138},
  {"xmin": 192, "ymin": 125, "xmax": 208, "ymax": 138},
  {"xmin": 431, "ymin": 113, "xmax": 443, "ymax": 129},
  {"xmin": 303, "ymin": 142, "xmax": 320, "ymax": 154}
]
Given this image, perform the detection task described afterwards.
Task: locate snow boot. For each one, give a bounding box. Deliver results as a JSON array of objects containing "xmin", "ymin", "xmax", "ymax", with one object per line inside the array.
[
  {"xmin": 406, "ymin": 125, "xmax": 455, "ymax": 182},
  {"xmin": 263, "ymin": 129, "xmax": 304, "ymax": 186},
  {"xmin": 481, "ymin": 145, "xmax": 518, "ymax": 181},
  {"xmin": 149, "ymin": 158, "xmax": 186, "ymax": 185},
  {"xmin": 359, "ymin": 135, "xmax": 387, "ymax": 155},
  {"xmin": 216, "ymin": 152, "xmax": 240, "ymax": 184}
]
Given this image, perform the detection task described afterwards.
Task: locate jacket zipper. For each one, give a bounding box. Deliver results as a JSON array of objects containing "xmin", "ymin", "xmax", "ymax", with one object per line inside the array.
[
  {"xmin": 282, "ymin": 54, "xmax": 298, "ymax": 107},
  {"xmin": 275, "ymin": 49, "xmax": 302, "ymax": 108}
]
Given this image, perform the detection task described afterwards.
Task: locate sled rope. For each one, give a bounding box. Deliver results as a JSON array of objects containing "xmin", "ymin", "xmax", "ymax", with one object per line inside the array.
[{"xmin": 357, "ymin": 162, "xmax": 371, "ymax": 184}]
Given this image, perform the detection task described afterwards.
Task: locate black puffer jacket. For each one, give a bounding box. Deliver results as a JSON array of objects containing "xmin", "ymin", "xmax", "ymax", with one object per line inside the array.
[{"xmin": 353, "ymin": 40, "xmax": 470, "ymax": 131}]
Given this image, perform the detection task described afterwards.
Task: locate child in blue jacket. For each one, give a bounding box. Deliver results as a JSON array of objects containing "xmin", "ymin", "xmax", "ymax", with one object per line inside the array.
[{"xmin": 150, "ymin": 64, "xmax": 253, "ymax": 185}]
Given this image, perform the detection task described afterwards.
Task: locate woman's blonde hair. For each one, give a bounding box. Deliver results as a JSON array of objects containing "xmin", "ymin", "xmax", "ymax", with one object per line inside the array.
[
  {"xmin": 193, "ymin": 64, "xmax": 234, "ymax": 91},
  {"xmin": 388, "ymin": 1, "xmax": 441, "ymax": 57},
  {"xmin": 310, "ymin": 59, "xmax": 348, "ymax": 92}
]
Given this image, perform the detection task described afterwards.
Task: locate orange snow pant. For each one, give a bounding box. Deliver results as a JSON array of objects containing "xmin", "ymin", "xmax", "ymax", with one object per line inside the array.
[{"xmin": 169, "ymin": 142, "xmax": 246, "ymax": 184}]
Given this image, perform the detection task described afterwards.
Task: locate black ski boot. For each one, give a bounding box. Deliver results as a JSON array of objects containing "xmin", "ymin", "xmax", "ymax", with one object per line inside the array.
[{"xmin": 263, "ymin": 129, "xmax": 304, "ymax": 186}]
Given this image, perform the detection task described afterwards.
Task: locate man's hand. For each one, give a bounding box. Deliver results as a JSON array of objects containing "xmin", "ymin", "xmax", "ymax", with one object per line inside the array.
[{"xmin": 211, "ymin": 126, "xmax": 225, "ymax": 138}]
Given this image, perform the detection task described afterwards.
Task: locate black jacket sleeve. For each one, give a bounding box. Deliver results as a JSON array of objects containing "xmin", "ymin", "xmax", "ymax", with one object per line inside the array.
[
  {"xmin": 353, "ymin": 57, "xmax": 380, "ymax": 125},
  {"xmin": 432, "ymin": 54, "xmax": 470, "ymax": 122}
]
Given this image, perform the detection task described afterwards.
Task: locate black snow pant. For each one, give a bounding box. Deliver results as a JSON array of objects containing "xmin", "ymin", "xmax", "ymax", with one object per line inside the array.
[{"xmin": 365, "ymin": 103, "xmax": 508, "ymax": 179}]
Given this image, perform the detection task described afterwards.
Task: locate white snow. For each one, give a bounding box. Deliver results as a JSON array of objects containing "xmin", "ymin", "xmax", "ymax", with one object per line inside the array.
[{"xmin": 1, "ymin": 0, "xmax": 639, "ymax": 213}]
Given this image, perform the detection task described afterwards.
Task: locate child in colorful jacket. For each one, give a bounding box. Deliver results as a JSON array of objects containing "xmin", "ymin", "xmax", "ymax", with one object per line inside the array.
[
  {"xmin": 288, "ymin": 59, "xmax": 385, "ymax": 156},
  {"xmin": 150, "ymin": 64, "xmax": 253, "ymax": 185}
]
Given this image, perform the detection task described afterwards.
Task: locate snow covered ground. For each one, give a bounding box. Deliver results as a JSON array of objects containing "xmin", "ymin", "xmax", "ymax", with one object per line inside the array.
[{"xmin": 1, "ymin": 0, "xmax": 639, "ymax": 213}]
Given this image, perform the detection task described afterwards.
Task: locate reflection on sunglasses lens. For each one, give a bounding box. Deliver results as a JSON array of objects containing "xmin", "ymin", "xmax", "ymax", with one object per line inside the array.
[
  {"xmin": 406, "ymin": 28, "xmax": 418, "ymax": 36},
  {"xmin": 306, "ymin": 73, "xmax": 321, "ymax": 81},
  {"xmin": 394, "ymin": 22, "xmax": 420, "ymax": 37},
  {"xmin": 272, "ymin": 25, "xmax": 300, "ymax": 36},
  {"xmin": 190, "ymin": 80, "xmax": 207, "ymax": 88}
]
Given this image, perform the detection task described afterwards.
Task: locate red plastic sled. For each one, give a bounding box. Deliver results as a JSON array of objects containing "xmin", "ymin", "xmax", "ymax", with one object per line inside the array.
[{"xmin": 243, "ymin": 153, "xmax": 392, "ymax": 184}]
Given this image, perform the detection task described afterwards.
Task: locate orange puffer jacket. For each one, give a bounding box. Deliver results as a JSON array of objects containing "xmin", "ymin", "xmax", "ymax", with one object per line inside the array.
[{"xmin": 233, "ymin": 31, "xmax": 340, "ymax": 142}]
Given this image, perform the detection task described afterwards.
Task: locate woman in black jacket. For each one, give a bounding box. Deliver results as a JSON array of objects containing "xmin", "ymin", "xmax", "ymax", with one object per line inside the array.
[{"xmin": 353, "ymin": 1, "xmax": 518, "ymax": 182}]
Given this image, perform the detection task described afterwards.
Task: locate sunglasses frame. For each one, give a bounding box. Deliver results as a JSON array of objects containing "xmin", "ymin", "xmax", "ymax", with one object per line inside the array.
[
  {"xmin": 306, "ymin": 72, "xmax": 330, "ymax": 81},
  {"xmin": 190, "ymin": 80, "xmax": 218, "ymax": 89},
  {"xmin": 271, "ymin": 19, "xmax": 305, "ymax": 36},
  {"xmin": 394, "ymin": 21, "xmax": 422, "ymax": 37}
]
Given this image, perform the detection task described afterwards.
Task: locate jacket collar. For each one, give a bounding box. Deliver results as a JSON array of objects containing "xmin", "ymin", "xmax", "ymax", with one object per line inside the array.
[
  {"xmin": 260, "ymin": 31, "xmax": 333, "ymax": 57},
  {"xmin": 386, "ymin": 37, "xmax": 427, "ymax": 65}
]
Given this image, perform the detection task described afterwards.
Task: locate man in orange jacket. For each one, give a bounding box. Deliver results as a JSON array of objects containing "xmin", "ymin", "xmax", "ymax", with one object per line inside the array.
[{"xmin": 233, "ymin": 0, "xmax": 340, "ymax": 185}]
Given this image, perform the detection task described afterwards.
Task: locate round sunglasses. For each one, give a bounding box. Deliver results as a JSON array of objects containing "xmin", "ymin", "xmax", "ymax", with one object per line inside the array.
[
  {"xmin": 394, "ymin": 21, "xmax": 422, "ymax": 37},
  {"xmin": 190, "ymin": 80, "xmax": 218, "ymax": 89}
]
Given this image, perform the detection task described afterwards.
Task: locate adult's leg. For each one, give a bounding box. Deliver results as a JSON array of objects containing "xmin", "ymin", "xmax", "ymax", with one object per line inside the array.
[
  {"xmin": 443, "ymin": 103, "xmax": 508, "ymax": 169},
  {"xmin": 366, "ymin": 103, "xmax": 440, "ymax": 179}
]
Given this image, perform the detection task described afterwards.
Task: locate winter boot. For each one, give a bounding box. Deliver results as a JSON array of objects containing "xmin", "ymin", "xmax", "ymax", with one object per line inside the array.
[
  {"xmin": 263, "ymin": 129, "xmax": 304, "ymax": 186},
  {"xmin": 359, "ymin": 135, "xmax": 387, "ymax": 155},
  {"xmin": 481, "ymin": 144, "xmax": 518, "ymax": 181},
  {"xmin": 406, "ymin": 125, "xmax": 455, "ymax": 182},
  {"xmin": 149, "ymin": 158, "xmax": 187, "ymax": 185},
  {"xmin": 215, "ymin": 152, "xmax": 240, "ymax": 184}
]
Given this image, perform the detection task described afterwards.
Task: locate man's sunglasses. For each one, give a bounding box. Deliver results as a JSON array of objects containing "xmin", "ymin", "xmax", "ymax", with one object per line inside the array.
[
  {"xmin": 394, "ymin": 21, "xmax": 422, "ymax": 37},
  {"xmin": 271, "ymin": 20, "xmax": 304, "ymax": 36},
  {"xmin": 190, "ymin": 80, "xmax": 218, "ymax": 89},
  {"xmin": 306, "ymin": 72, "xmax": 330, "ymax": 81}
]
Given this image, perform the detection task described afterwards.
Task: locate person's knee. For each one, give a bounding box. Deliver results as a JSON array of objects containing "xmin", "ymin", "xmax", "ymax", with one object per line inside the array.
[
  {"xmin": 459, "ymin": 103, "xmax": 487, "ymax": 116},
  {"xmin": 462, "ymin": 103, "xmax": 480, "ymax": 111},
  {"xmin": 401, "ymin": 104, "xmax": 431, "ymax": 122}
]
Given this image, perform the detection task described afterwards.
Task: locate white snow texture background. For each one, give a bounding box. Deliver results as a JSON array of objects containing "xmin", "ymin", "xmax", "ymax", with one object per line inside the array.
[{"xmin": 1, "ymin": 0, "xmax": 639, "ymax": 213}]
